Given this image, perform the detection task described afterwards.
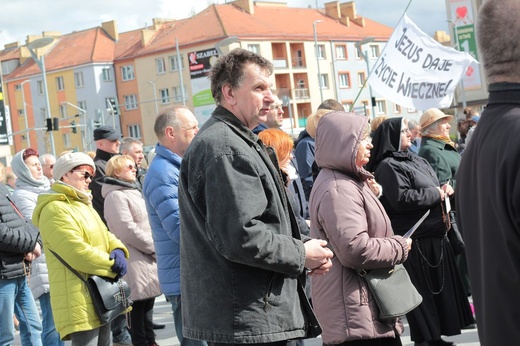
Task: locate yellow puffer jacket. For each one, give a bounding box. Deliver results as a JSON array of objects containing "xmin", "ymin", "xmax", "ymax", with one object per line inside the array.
[{"xmin": 32, "ymin": 182, "xmax": 129, "ymax": 340}]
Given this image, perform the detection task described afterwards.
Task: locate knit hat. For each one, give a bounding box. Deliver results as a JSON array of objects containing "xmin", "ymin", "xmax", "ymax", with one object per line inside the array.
[
  {"xmin": 420, "ymin": 108, "xmax": 453, "ymax": 129},
  {"xmin": 53, "ymin": 152, "xmax": 96, "ymax": 181}
]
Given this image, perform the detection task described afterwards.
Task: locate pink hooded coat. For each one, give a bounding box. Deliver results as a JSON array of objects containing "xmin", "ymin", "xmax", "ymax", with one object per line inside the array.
[{"xmin": 309, "ymin": 111, "xmax": 409, "ymax": 343}]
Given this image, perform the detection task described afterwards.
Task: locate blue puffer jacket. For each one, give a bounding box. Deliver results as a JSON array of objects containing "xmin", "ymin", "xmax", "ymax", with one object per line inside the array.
[{"xmin": 142, "ymin": 143, "xmax": 181, "ymax": 296}]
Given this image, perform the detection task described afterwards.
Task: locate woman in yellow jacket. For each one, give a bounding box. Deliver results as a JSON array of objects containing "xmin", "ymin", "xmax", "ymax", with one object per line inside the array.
[{"xmin": 32, "ymin": 152, "xmax": 129, "ymax": 345}]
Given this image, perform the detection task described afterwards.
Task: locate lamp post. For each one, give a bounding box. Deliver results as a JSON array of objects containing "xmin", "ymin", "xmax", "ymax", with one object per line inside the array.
[
  {"xmin": 27, "ymin": 37, "xmax": 56, "ymax": 156},
  {"xmin": 355, "ymin": 37, "xmax": 376, "ymax": 118},
  {"xmin": 147, "ymin": 81, "xmax": 159, "ymax": 114},
  {"xmin": 313, "ymin": 20, "xmax": 323, "ymax": 104},
  {"xmin": 20, "ymin": 80, "xmax": 31, "ymax": 147}
]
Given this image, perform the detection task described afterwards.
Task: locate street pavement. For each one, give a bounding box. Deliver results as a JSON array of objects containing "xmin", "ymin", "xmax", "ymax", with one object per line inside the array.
[{"xmin": 13, "ymin": 294, "xmax": 480, "ymax": 345}]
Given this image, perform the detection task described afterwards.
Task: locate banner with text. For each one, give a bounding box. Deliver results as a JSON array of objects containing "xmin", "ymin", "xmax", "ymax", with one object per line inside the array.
[{"xmin": 369, "ymin": 14, "xmax": 477, "ymax": 110}]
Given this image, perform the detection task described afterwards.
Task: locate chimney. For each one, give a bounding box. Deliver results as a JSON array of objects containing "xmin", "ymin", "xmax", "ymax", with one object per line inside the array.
[
  {"xmin": 233, "ymin": 0, "xmax": 255, "ymax": 15},
  {"xmin": 324, "ymin": 1, "xmax": 341, "ymax": 19},
  {"xmin": 101, "ymin": 20, "xmax": 119, "ymax": 42}
]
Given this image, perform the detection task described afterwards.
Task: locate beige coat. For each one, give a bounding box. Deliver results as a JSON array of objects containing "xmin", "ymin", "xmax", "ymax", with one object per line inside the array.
[{"xmin": 102, "ymin": 178, "xmax": 161, "ymax": 301}]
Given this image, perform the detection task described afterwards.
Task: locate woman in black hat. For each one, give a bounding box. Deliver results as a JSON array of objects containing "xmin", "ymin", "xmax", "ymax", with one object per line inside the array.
[{"xmin": 366, "ymin": 117, "xmax": 474, "ymax": 346}]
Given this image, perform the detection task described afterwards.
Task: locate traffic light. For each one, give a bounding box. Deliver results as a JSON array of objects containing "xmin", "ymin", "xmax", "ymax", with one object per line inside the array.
[
  {"xmin": 107, "ymin": 98, "xmax": 120, "ymax": 117},
  {"xmin": 46, "ymin": 117, "xmax": 59, "ymax": 131},
  {"xmin": 92, "ymin": 120, "xmax": 101, "ymax": 129},
  {"xmin": 371, "ymin": 97, "xmax": 376, "ymax": 107},
  {"xmin": 70, "ymin": 121, "xmax": 77, "ymax": 134}
]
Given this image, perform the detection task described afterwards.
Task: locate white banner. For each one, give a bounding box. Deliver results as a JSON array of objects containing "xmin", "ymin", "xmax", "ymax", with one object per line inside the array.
[{"xmin": 369, "ymin": 14, "xmax": 477, "ymax": 110}]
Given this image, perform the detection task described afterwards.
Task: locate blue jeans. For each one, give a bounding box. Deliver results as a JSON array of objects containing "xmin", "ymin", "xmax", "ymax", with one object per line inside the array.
[
  {"xmin": 167, "ymin": 295, "xmax": 207, "ymax": 346},
  {"xmin": 0, "ymin": 276, "xmax": 42, "ymax": 346},
  {"xmin": 40, "ymin": 292, "xmax": 64, "ymax": 345}
]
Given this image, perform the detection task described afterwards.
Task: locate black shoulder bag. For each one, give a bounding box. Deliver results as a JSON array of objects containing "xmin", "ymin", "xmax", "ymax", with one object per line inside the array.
[{"xmin": 49, "ymin": 249, "xmax": 132, "ymax": 325}]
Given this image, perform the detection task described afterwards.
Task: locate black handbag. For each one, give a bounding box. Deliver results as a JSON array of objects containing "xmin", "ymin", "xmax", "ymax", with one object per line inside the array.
[
  {"xmin": 50, "ymin": 249, "xmax": 132, "ymax": 324},
  {"xmin": 447, "ymin": 210, "xmax": 466, "ymax": 255},
  {"xmin": 358, "ymin": 264, "xmax": 423, "ymax": 320}
]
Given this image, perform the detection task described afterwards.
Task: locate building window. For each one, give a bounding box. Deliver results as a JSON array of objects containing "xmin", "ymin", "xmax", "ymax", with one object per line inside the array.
[
  {"xmin": 128, "ymin": 125, "xmax": 141, "ymax": 139},
  {"xmin": 335, "ymin": 45, "xmax": 347, "ymax": 59},
  {"xmin": 156, "ymin": 58, "xmax": 166, "ymax": 74},
  {"xmin": 124, "ymin": 95, "xmax": 138, "ymax": 110},
  {"xmin": 37, "ymin": 81, "xmax": 44, "ymax": 95},
  {"xmin": 376, "ymin": 100, "xmax": 387, "ymax": 114},
  {"xmin": 339, "ymin": 73, "xmax": 350, "ymax": 88},
  {"xmin": 15, "ymin": 84, "xmax": 22, "ymax": 90},
  {"xmin": 247, "ymin": 44, "xmax": 260, "ymax": 54},
  {"xmin": 160, "ymin": 88, "xmax": 170, "ymax": 104},
  {"xmin": 394, "ymin": 104, "xmax": 401, "ymax": 113},
  {"xmin": 361, "ymin": 101, "xmax": 370, "ymax": 117},
  {"xmin": 56, "ymin": 76, "xmax": 65, "ymax": 91},
  {"xmin": 169, "ymin": 55, "xmax": 184, "ymax": 71},
  {"xmin": 342, "ymin": 102, "xmax": 352, "ymax": 111},
  {"xmin": 102, "ymin": 67, "xmax": 112, "ymax": 81},
  {"xmin": 358, "ymin": 72, "xmax": 366, "ymax": 86},
  {"xmin": 74, "ymin": 72, "xmax": 84, "ymax": 88},
  {"xmin": 78, "ymin": 101, "xmax": 87, "ymax": 112},
  {"xmin": 62, "ymin": 133, "xmax": 71, "ymax": 148},
  {"xmin": 319, "ymin": 74, "xmax": 329, "ymax": 89},
  {"xmin": 59, "ymin": 104, "xmax": 68, "ymax": 119},
  {"xmin": 355, "ymin": 47, "xmax": 361, "ymax": 59},
  {"xmin": 17, "ymin": 109, "xmax": 24, "ymax": 116},
  {"xmin": 121, "ymin": 65, "xmax": 135, "ymax": 81},
  {"xmin": 173, "ymin": 86, "xmax": 185, "ymax": 102},
  {"xmin": 407, "ymin": 107, "xmax": 417, "ymax": 113},
  {"xmin": 370, "ymin": 45, "xmax": 380, "ymax": 59},
  {"xmin": 317, "ymin": 44, "xmax": 326, "ymax": 59}
]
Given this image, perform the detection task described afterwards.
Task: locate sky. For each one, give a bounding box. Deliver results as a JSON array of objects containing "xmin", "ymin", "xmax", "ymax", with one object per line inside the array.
[{"xmin": 0, "ymin": 0, "xmax": 449, "ymax": 49}]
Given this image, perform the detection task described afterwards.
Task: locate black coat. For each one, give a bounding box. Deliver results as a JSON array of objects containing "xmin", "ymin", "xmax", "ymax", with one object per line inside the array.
[{"xmin": 0, "ymin": 184, "xmax": 40, "ymax": 279}]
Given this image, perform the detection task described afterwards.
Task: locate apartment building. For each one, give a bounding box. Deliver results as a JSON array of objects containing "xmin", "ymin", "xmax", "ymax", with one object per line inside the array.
[{"xmin": 1, "ymin": 0, "xmax": 417, "ymax": 159}]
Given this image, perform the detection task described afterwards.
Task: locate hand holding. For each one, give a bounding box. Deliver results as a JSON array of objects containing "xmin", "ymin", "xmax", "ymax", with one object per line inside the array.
[
  {"xmin": 405, "ymin": 238, "xmax": 412, "ymax": 251},
  {"xmin": 109, "ymin": 249, "xmax": 127, "ymax": 277},
  {"xmin": 437, "ymin": 187, "xmax": 445, "ymax": 201},
  {"xmin": 304, "ymin": 239, "xmax": 334, "ymax": 273},
  {"xmin": 441, "ymin": 183, "xmax": 454, "ymax": 196},
  {"xmin": 32, "ymin": 243, "xmax": 42, "ymax": 258}
]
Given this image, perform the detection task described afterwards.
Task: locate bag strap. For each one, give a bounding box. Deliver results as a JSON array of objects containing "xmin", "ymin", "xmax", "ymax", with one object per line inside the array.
[{"xmin": 48, "ymin": 248, "xmax": 87, "ymax": 283}]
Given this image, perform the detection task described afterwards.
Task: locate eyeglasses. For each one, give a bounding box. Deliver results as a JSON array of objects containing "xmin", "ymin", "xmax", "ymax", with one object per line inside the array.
[
  {"xmin": 126, "ymin": 164, "xmax": 136, "ymax": 171},
  {"xmin": 269, "ymin": 104, "xmax": 283, "ymax": 110},
  {"xmin": 71, "ymin": 170, "xmax": 94, "ymax": 180}
]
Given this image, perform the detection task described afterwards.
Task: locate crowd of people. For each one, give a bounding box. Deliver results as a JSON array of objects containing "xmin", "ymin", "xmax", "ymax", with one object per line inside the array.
[{"xmin": 1, "ymin": 2, "xmax": 517, "ymax": 346}]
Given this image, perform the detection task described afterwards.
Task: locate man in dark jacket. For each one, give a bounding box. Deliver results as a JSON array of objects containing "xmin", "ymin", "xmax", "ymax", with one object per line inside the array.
[
  {"xmin": 90, "ymin": 125, "xmax": 121, "ymax": 225},
  {"xmin": 88, "ymin": 125, "xmax": 131, "ymax": 346},
  {"xmin": 0, "ymin": 184, "xmax": 43, "ymax": 345},
  {"xmin": 456, "ymin": 1, "xmax": 520, "ymax": 345},
  {"xmin": 179, "ymin": 48, "xmax": 333, "ymax": 345}
]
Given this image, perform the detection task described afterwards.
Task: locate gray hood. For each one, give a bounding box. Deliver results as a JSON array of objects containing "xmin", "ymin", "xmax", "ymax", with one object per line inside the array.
[{"xmin": 315, "ymin": 111, "xmax": 373, "ymax": 181}]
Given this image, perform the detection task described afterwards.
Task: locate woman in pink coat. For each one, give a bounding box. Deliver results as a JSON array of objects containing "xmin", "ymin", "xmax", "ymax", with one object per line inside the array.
[
  {"xmin": 309, "ymin": 111, "xmax": 412, "ymax": 346},
  {"xmin": 102, "ymin": 155, "xmax": 161, "ymax": 346}
]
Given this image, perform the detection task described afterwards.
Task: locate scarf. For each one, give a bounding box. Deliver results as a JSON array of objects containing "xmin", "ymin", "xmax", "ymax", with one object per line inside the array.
[{"xmin": 423, "ymin": 134, "xmax": 456, "ymax": 149}]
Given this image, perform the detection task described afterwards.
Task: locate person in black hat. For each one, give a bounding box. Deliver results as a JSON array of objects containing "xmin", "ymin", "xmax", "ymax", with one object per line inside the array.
[
  {"xmin": 90, "ymin": 125, "xmax": 121, "ymax": 224},
  {"xmin": 90, "ymin": 125, "xmax": 132, "ymax": 346}
]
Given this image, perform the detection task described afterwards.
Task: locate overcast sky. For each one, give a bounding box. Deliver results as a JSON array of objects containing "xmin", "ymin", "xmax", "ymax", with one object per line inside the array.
[{"xmin": 0, "ymin": 0, "xmax": 448, "ymax": 49}]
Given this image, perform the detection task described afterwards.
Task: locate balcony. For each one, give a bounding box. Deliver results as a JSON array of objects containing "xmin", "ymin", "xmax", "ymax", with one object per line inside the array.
[
  {"xmin": 291, "ymin": 57, "xmax": 306, "ymax": 68},
  {"xmin": 294, "ymin": 88, "xmax": 309, "ymax": 99},
  {"xmin": 273, "ymin": 59, "xmax": 288, "ymax": 68}
]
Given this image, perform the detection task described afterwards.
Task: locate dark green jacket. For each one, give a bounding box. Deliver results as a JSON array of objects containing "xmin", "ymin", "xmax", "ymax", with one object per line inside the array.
[{"xmin": 418, "ymin": 136, "xmax": 461, "ymax": 187}]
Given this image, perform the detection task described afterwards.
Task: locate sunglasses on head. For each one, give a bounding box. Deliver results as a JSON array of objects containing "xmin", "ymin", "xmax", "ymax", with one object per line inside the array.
[{"xmin": 71, "ymin": 170, "xmax": 94, "ymax": 180}]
